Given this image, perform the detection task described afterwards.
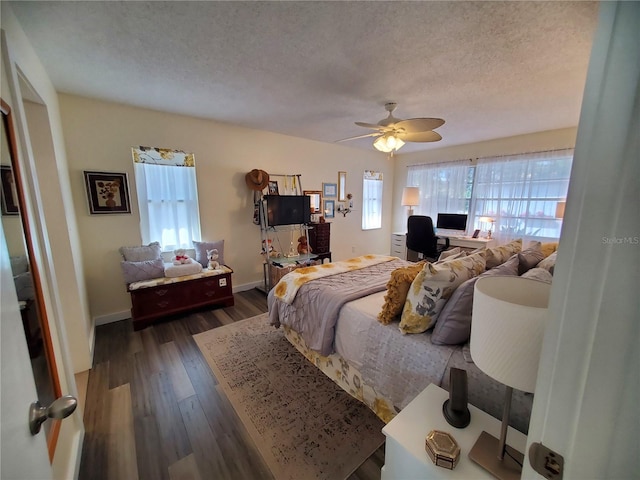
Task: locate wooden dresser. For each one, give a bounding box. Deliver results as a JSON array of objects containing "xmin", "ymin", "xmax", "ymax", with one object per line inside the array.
[
  {"xmin": 308, "ymin": 222, "xmax": 331, "ymax": 262},
  {"xmin": 129, "ymin": 268, "xmax": 234, "ymax": 330}
]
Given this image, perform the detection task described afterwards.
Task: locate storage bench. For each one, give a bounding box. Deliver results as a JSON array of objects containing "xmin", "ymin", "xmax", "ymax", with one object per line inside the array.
[{"xmin": 128, "ymin": 265, "xmax": 234, "ymax": 330}]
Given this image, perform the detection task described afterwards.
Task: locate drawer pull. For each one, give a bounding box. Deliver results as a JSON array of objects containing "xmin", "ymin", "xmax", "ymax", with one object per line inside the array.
[
  {"xmin": 155, "ymin": 289, "xmax": 169, "ymax": 297},
  {"xmin": 157, "ymin": 301, "xmax": 169, "ymax": 308},
  {"xmin": 205, "ymin": 291, "xmax": 216, "ymax": 297}
]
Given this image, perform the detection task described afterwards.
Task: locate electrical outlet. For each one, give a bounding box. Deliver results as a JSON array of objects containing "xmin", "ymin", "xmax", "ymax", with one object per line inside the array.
[
  {"xmin": 529, "ymin": 442, "xmax": 563, "ymax": 479},
  {"xmin": 219, "ymin": 278, "xmax": 227, "ymax": 287}
]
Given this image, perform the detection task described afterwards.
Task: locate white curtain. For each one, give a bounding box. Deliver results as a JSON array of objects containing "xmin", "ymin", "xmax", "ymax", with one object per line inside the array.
[
  {"xmin": 407, "ymin": 160, "xmax": 472, "ymax": 220},
  {"xmin": 469, "ymin": 149, "xmax": 573, "ymax": 243},
  {"xmin": 134, "ymin": 162, "xmax": 201, "ymax": 250}
]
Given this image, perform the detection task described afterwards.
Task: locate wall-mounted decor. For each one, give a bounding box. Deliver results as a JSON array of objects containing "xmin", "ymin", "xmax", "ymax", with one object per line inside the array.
[
  {"xmin": 323, "ymin": 182, "xmax": 337, "ymax": 198},
  {"xmin": 338, "ymin": 171, "xmax": 347, "ymax": 202},
  {"xmin": 84, "ymin": 171, "xmax": 131, "ymax": 214},
  {"xmin": 0, "ymin": 165, "xmax": 19, "ymax": 215},
  {"xmin": 268, "ymin": 180, "xmax": 279, "ymax": 195},
  {"xmin": 324, "ymin": 199, "xmax": 335, "ymax": 218},
  {"xmin": 303, "ymin": 190, "xmax": 322, "ymax": 213}
]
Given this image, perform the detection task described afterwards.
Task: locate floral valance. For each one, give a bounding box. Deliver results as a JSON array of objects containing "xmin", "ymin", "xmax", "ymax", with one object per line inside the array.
[{"xmin": 132, "ymin": 146, "xmax": 195, "ymax": 167}]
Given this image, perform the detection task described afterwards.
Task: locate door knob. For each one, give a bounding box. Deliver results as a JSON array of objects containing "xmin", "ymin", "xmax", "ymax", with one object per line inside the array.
[{"xmin": 29, "ymin": 395, "xmax": 77, "ymax": 435}]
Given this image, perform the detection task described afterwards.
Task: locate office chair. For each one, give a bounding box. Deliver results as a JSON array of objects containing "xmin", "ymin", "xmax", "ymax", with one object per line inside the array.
[{"xmin": 406, "ymin": 215, "xmax": 450, "ymax": 261}]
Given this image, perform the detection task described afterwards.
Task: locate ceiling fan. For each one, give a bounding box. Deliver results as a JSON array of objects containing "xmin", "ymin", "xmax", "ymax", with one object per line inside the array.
[{"xmin": 337, "ymin": 102, "xmax": 444, "ymax": 154}]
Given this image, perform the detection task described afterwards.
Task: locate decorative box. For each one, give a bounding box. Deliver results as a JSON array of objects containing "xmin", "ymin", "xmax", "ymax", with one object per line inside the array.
[{"xmin": 425, "ymin": 430, "xmax": 460, "ymax": 470}]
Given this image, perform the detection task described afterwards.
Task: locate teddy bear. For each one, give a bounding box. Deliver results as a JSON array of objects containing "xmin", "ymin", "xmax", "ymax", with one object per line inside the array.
[
  {"xmin": 173, "ymin": 248, "xmax": 192, "ymax": 265},
  {"xmin": 207, "ymin": 248, "xmax": 220, "ymax": 270},
  {"xmin": 297, "ymin": 236, "xmax": 312, "ymax": 255}
]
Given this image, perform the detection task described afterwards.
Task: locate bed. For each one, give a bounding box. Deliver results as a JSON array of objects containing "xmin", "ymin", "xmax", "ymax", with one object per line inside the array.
[{"xmin": 267, "ymin": 254, "xmax": 534, "ymax": 433}]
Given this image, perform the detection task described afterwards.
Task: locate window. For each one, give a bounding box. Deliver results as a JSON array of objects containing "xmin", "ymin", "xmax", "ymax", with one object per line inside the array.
[
  {"xmin": 407, "ymin": 160, "xmax": 474, "ymax": 216},
  {"xmin": 132, "ymin": 146, "xmax": 201, "ymax": 250},
  {"xmin": 471, "ymin": 149, "xmax": 573, "ymax": 240},
  {"xmin": 407, "ymin": 149, "xmax": 573, "ymax": 241},
  {"xmin": 362, "ymin": 170, "xmax": 383, "ymax": 230}
]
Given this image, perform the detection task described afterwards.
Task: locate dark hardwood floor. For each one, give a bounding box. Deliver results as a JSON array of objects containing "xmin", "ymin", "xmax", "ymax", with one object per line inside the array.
[{"xmin": 79, "ymin": 288, "xmax": 385, "ymax": 480}]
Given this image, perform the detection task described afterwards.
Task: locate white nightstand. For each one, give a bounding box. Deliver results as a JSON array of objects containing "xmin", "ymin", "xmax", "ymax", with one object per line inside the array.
[{"xmin": 382, "ymin": 384, "xmax": 527, "ymax": 479}]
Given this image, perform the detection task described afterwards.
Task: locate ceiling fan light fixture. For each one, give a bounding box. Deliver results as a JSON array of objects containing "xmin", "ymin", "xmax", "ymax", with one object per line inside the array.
[{"xmin": 373, "ymin": 133, "xmax": 404, "ymax": 153}]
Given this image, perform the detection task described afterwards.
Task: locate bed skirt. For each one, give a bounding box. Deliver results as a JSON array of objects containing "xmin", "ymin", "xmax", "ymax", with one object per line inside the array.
[{"xmin": 283, "ymin": 325, "xmax": 400, "ymax": 424}]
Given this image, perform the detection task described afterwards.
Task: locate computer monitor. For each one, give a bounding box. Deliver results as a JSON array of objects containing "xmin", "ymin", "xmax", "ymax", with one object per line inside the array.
[{"xmin": 436, "ymin": 213, "xmax": 468, "ymax": 232}]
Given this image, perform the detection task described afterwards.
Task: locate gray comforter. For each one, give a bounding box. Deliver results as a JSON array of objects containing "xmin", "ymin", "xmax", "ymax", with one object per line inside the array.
[{"xmin": 268, "ymin": 258, "xmax": 409, "ymax": 355}]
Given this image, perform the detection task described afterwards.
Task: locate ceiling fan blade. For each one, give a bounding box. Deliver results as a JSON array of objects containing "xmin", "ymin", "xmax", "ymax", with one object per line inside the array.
[
  {"xmin": 396, "ymin": 131, "xmax": 443, "ymax": 142},
  {"xmin": 335, "ymin": 132, "xmax": 382, "ymax": 143},
  {"xmin": 395, "ymin": 118, "xmax": 445, "ymax": 133},
  {"xmin": 354, "ymin": 121, "xmax": 385, "ymax": 130}
]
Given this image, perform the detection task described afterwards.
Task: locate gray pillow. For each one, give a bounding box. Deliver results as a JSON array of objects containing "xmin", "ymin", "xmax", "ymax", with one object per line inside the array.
[
  {"xmin": 537, "ymin": 251, "xmax": 557, "ymax": 275},
  {"xmin": 120, "ymin": 258, "xmax": 165, "ymax": 284},
  {"xmin": 437, "ymin": 247, "xmax": 461, "ymax": 262},
  {"xmin": 517, "ymin": 242, "xmax": 545, "ymax": 275},
  {"xmin": 119, "ymin": 242, "xmax": 161, "ymax": 262},
  {"xmin": 522, "ymin": 267, "xmax": 553, "ymax": 284},
  {"xmin": 193, "ymin": 239, "xmax": 225, "ymax": 267},
  {"xmin": 431, "ymin": 255, "xmax": 520, "ymax": 345}
]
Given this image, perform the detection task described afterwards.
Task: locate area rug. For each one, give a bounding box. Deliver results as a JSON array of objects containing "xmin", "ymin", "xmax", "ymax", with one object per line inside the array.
[{"xmin": 193, "ymin": 313, "xmax": 385, "ymax": 480}]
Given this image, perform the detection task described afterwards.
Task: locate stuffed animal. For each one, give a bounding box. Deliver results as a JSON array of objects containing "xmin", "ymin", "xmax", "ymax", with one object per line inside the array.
[
  {"xmin": 173, "ymin": 249, "xmax": 192, "ymax": 265},
  {"xmin": 207, "ymin": 248, "xmax": 220, "ymax": 270},
  {"xmin": 297, "ymin": 236, "xmax": 311, "ymax": 255}
]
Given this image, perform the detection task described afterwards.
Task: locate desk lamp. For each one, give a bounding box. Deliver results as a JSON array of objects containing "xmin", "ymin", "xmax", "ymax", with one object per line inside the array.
[
  {"xmin": 470, "ymin": 276, "xmax": 551, "ymax": 480},
  {"xmin": 479, "ymin": 216, "xmax": 496, "ymax": 239},
  {"xmin": 401, "ymin": 187, "xmax": 420, "ymax": 217}
]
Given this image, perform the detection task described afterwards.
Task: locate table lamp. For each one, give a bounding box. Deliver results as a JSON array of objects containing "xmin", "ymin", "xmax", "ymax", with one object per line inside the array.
[
  {"xmin": 401, "ymin": 187, "xmax": 420, "ymax": 217},
  {"xmin": 469, "ymin": 276, "xmax": 551, "ymax": 480},
  {"xmin": 479, "ymin": 216, "xmax": 496, "ymax": 239}
]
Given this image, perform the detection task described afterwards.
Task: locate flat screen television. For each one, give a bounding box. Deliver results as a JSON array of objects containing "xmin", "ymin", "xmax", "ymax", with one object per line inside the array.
[
  {"xmin": 265, "ymin": 195, "xmax": 311, "ymax": 226},
  {"xmin": 436, "ymin": 213, "xmax": 468, "ymax": 232}
]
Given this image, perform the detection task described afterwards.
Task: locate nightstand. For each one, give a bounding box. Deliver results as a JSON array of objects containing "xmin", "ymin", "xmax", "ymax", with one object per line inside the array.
[{"xmin": 382, "ymin": 384, "xmax": 527, "ymax": 479}]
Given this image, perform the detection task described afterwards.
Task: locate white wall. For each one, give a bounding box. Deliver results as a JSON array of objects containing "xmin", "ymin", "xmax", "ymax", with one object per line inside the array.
[
  {"xmin": 390, "ymin": 128, "xmax": 578, "ymax": 233},
  {"xmin": 58, "ymin": 94, "xmax": 394, "ymax": 323}
]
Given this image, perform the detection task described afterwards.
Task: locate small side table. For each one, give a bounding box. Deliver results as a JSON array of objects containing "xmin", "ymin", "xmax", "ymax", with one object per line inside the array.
[{"xmin": 382, "ymin": 384, "xmax": 527, "ymax": 479}]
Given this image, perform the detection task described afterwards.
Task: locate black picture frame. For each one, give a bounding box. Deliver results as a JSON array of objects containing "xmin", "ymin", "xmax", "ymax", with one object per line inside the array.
[
  {"xmin": 84, "ymin": 171, "xmax": 131, "ymax": 214},
  {"xmin": 268, "ymin": 180, "xmax": 279, "ymax": 195},
  {"xmin": 0, "ymin": 165, "xmax": 19, "ymax": 215}
]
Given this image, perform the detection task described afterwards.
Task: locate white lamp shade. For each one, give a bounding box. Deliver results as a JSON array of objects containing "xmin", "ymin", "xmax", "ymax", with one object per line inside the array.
[
  {"xmin": 471, "ymin": 276, "xmax": 551, "ymax": 393},
  {"xmin": 401, "ymin": 187, "xmax": 420, "ymax": 207}
]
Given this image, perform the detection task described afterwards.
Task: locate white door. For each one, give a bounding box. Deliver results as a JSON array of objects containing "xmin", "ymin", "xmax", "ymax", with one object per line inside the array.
[{"xmin": 0, "ymin": 227, "xmax": 52, "ymax": 479}]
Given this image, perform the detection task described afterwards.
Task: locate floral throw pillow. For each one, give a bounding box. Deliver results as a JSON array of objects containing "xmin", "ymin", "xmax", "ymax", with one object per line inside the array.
[
  {"xmin": 399, "ymin": 251, "xmax": 486, "ymax": 334},
  {"xmin": 377, "ymin": 261, "xmax": 426, "ymax": 325}
]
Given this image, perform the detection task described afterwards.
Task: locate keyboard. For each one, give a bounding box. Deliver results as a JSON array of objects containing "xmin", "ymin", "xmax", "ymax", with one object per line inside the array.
[{"xmin": 436, "ymin": 230, "xmax": 467, "ymax": 238}]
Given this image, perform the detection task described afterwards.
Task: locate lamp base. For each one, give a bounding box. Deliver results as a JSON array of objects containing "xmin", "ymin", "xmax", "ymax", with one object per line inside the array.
[{"xmin": 469, "ymin": 431, "xmax": 524, "ymax": 480}]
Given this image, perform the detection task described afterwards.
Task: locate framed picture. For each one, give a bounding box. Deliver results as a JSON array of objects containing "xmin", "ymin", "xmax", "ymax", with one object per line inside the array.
[
  {"xmin": 1, "ymin": 165, "xmax": 19, "ymax": 215},
  {"xmin": 338, "ymin": 171, "xmax": 347, "ymax": 202},
  {"xmin": 268, "ymin": 180, "xmax": 279, "ymax": 195},
  {"xmin": 324, "ymin": 199, "xmax": 335, "ymax": 218},
  {"xmin": 84, "ymin": 171, "xmax": 131, "ymax": 214},
  {"xmin": 323, "ymin": 182, "xmax": 337, "ymax": 198}
]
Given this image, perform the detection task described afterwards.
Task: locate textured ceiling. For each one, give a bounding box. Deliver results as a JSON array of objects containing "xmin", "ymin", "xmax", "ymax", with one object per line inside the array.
[{"xmin": 8, "ymin": 1, "xmax": 599, "ymax": 153}]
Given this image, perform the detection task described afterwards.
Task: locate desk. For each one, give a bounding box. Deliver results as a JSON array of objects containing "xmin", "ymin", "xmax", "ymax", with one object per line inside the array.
[{"xmin": 391, "ymin": 233, "xmax": 497, "ymax": 260}]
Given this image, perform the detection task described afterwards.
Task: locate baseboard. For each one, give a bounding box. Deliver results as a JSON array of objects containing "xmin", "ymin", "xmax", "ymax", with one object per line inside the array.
[
  {"xmin": 94, "ymin": 310, "xmax": 131, "ymax": 326},
  {"xmin": 94, "ymin": 281, "xmax": 263, "ymax": 327},
  {"xmin": 234, "ymin": 280, "xmax": 263, "ymax": 292}
]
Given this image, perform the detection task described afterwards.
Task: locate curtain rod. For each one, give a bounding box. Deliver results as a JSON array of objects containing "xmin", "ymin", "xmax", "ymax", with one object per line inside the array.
[
  {"xmin": 269, "ymin": 173, "xmax": 302, "ymax": 177},
  {"xmin": 406, "ymin": 147, "xmax": 574, "ymax": 168}
]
